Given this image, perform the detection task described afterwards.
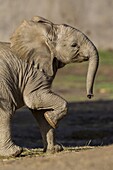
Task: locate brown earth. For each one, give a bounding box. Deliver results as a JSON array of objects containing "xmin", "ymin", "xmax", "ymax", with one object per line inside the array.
[{"xmin": 0, "ymin": 145, "xmax": 113, "ymax": 170}]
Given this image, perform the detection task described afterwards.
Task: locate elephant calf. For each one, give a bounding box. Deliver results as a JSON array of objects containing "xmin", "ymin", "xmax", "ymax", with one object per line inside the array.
[{"xmin": 0, "ymin": 16, "xmax": 99, "ymax": 157}]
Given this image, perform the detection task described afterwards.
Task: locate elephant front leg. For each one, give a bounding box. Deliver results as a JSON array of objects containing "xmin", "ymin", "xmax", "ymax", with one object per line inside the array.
[
  {"xmin": 32, "ymin": 110, "xmax": 63, "ymax": 153},
  {"xmin": 0, "ymin": 109, "xmax": 22, "ymax": 157},
  {"xmin": 41, "ymin": 92, "xmax": 68, "ymax": 129},
  {"xmin": 24, "ymin": 91, "xmax": 68, "ymax": 129}
]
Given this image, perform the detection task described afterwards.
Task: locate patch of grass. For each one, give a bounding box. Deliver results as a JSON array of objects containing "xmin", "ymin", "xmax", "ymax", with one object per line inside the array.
[
  {"xmin": 0, "ymin": 148, "xmax": 45, "ymax": 161},
  {"xmin": 0, "ymin": 147, "xmax": 96, "ymax": 161},
  {"xmin": 99, "ymin": 50, "xmax": 113, "ymax": 65},
  {"xmin": 96, "ymin": 82, "xmax": 113, "ymax": 92},
  {"xmin": 64, "ymin": 146, "xmax": 95, "ymax": 152},
  {"xmin": 54, "ymin": 75, "xmax": 85, "ymax": 89}
]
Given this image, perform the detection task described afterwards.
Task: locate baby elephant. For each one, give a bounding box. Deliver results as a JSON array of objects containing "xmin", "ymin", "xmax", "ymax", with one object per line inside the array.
[{"xmin": 0, "ymin": 16, "xmax": 99, "ymax": 156}]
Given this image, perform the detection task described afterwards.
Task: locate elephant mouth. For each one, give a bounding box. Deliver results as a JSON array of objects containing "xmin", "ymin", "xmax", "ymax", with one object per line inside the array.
[
  {"xmin": 72, "ymin": 53, "xmax": 89, "ymax": 63},
  {"xmin": 83, "ymin": 56, "xmax": 89, "ymax": 61}
]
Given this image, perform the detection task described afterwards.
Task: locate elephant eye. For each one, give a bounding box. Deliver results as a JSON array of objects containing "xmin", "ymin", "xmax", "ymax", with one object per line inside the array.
[{"xmin": 71, "ymin": 43, "xmax": 77, "ymax": 47}]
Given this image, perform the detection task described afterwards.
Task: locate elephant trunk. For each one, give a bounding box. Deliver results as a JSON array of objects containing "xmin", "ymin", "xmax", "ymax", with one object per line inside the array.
[{"xmin": 86, "ymin": 45, "xmax": 99, "ymax": 99}]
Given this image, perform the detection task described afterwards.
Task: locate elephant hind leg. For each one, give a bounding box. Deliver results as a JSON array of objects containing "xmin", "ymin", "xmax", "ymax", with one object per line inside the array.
[{"xmin": 0, "ymin": 108, "xmax": 22, "ymax": 157}]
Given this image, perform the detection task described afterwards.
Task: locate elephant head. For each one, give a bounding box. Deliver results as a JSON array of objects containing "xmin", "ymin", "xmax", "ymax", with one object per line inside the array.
[{"xmin": 10, "ymin": 16, "xmax": 99, "ymax": 99}]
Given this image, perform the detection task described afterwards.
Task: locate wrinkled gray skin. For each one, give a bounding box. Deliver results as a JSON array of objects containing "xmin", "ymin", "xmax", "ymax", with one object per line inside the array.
[{"xmin": 0, "ymin": 16, "xmax": 99, "ymax": 157}]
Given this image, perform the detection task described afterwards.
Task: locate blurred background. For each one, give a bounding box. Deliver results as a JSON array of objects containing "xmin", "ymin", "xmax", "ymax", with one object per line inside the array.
[
  {"xmin": 0, "ymin": 0, "xmax": 113, "ymax": 147},
  {"xmin": 0, "ymin": 0, "xmax": 113, "ymax": 50}
]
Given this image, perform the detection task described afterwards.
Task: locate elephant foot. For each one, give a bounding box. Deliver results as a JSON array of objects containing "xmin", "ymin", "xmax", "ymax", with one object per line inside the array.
[
  {"xmin": 0, "ymin": 145, "xmax": 23, "ymax": 157},
  {"xmin": 44, "ymin": 143, "xmax": 63, "ymax": 153},
  {"xmin": 44, "ymin": 111, "xmax": 57, "ymax": 129}
]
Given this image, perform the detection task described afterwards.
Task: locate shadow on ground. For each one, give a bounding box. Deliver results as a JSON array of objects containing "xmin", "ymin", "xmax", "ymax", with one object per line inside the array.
[{"xmin": 12, "ymin": 100, "xmax": 113, "ymax": 148}]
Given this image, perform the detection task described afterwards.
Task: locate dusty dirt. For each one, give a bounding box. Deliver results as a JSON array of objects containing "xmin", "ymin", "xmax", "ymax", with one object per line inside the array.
[
  {"xmin": 0, "ymin": 100, "xmax": 113, "ymax": 170},
  {"xmin": 0, "ymin": 145, "xmax": 113, "ymax": 170}
]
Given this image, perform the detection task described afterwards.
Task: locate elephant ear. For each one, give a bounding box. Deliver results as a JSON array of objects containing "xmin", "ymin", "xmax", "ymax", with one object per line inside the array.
[{"xmin": 10, "ymin": 16, "xmax": 55, "ymax": 76}]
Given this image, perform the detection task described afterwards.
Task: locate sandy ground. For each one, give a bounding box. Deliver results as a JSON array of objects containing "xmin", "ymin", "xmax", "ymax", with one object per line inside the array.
[{"xmin": 0, "ymin": 145, "xmax": 113, "ymax": 170}]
